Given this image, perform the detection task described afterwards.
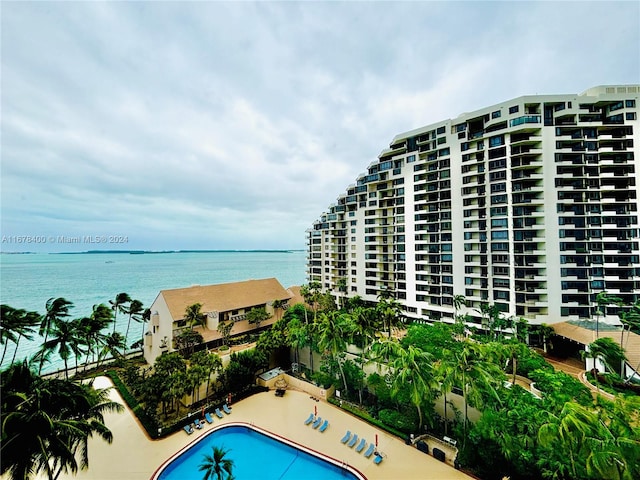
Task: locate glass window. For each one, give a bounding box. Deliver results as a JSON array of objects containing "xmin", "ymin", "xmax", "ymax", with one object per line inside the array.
[
  {"xmin": 492, "ymin": 110, "xmax": 501, "ymax": 119},
  {"xmin": 509, "ymin": 105, "xmax": 519, "ymax": 114},
  {"xmin": 489, "ymin": 135, "xmax": 505, "ymax": 147}
]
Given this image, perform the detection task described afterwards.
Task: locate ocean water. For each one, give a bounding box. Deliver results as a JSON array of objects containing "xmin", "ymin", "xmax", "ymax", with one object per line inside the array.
[{"xmin": 0, "ymin": 251, "xmax": 307, "ymax": 372}]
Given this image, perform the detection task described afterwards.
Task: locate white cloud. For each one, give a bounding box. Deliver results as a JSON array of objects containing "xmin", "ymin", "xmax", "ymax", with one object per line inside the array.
[{"xmin": 2, "ymin": 1, "xmax": 638, "ymax": 252}]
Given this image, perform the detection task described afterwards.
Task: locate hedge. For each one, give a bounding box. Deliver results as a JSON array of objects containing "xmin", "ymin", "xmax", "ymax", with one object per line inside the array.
[
  {"xmin": 106, "ymin": 370, "xmax": 160, "ymax": 437},
  {"xmin": 328, "ymin": 397, "xmax": 407, "ymax": 439},
  {"xmin": 106, "ymin": 370, "xmax": 269, "ymax": 439}
]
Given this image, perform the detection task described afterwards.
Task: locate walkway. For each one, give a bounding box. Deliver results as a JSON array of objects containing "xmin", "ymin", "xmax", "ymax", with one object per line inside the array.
[{"xmin": 544, "ymin": 355, "xmax": 616, "ymax": 401}]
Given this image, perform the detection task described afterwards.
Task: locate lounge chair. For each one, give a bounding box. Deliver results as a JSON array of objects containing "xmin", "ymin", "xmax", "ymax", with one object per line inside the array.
[
  {"xmin": 340, "ymin": 430, "xmax": 351, "ymax": 443},
  {"xmin": 183, "ymin": 424, "xmax": 194, "ymax": 435},
  {"xmin": 364, "ymin": 443, "xmax": 376, "ymax": 458},
  {"xmin": 355, "ymin": 438, "xmax": 367, "ymax": 453},
  {"xmin": 223, "ymin": 404, "xmax": 232, "ymax": 415},
  {"xmin": 194, "ymin": 419, "xmax": 203, "ymax": 429},
  {"xmin": 204, "ymin": 412, "xmax": 214, "ymax": 424},
  {"xmin": 374, "ymin": 454, "xmax": 384, "ymax": 465},
  {"xmin": 215, "ymin": 408, "xmax": 224, "ymax": 419},
  {"xmin": 348, "ymin": 434, "xmax": 359, "ymax": 448},
  {"xmin": 312, "ymin": 417, "xmax": 322, "ymax": 429},
  {"xmin": 319, "ymin": 419, "xmax": 329, "ymax": 432},
  {"xmin": 304, "ymin": 413, "xmax": 315, "ymax": 425}
]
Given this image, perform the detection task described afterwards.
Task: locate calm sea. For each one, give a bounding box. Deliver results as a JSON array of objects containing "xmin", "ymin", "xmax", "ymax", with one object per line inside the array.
[{"xmin": 0, "ymin": 251, "xmax": 307, "ymax": 372}]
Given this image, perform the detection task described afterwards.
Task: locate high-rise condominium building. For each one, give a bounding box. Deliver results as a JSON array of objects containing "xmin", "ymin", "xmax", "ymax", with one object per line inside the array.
[{"xmin": 307, "ymin": 85, "xmax": 640, "ymax": 327}]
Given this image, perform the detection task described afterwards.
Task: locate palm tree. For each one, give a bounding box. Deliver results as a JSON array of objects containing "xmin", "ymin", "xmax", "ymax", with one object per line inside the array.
[
  {"xmin": 1, "ymin": 305, "xmax": 20, "ymax": 365},
  {"xmin": 38, "ymin": 298, "xmax": 73, "ymax": 375},
  {"xmin": 351, "ymin": 306, "xmax": 378, "ymax": 403},
  {"xmin": 539, "ymin": 323, "xmax": 554, "ymax": 354},
  {"xmin": 453, "ymin": 294, "xmax": 466, "ymax": 315},
  {"xmin": 618, "ymin": 300, "xmax": 640, "ymax": 351},
  {"xmin": 99, "ymin": 332, "xmax": 127, "ymax": 367},
  {"xmin": 285, "ymin": 317, "xmax": 307, "ymax": 365},
  {"xmin": 36, "ymin": 317, "xmax": 84, "ymax": 380},
  {"xmin": 190, "ymin": 351, "xmax": 223, "ymax": 402},
  {"xmin": 185, "ymin": 303, "xmax": 207, "ymax": 331},
  {"xmin": 449, "ymin": 341, "xmax": 503, "ymax": 439},
  {"xmin": 80, "ymin": 304, "xmax": 113, "ymax": 370},
  {"xmin": 316, "ymin": 310, "xmax": 355, "ymax": 393},
  {"xmin": 199, "ymin": 446, "xmax": 234, "ymax": 480},
  {"xmin": 388, "ymin": 343, "xmax": 435, "ymax": 430},
  {"xmin": 301, "ymin": 281, "xmax": 324, "ymax": 323},
  {"xmin": 594, "ymin": 291, "xmax": 622, "ymax": 339},
  {"xmin": 582, "ymin": 337, "xmax": 627, "ymax": 397},
  {"xmin": 271, "ymin": 299, "xmax": 287, "ymax": 322},
  {"xmin": 434, "ymin": 356, "xmax": 457, "ymax": 436},
  {"xmin": 11, "ymin": 311, "xmax": 41, "ymax": 364},
  {"xmin": 1, "ymin": 306, "xmax": 40, "ymax": 365},
  {"xmin": 109, "ymin": 292, "xmax": 131, "ymax": 334},
  {"xmin": 538, "ymin": 401, "xmax": 640, "ymax": 480},
  {"xmin": 376, "ymin": 291, "xmax": 404, "ymax": 338},
  {"xmin": 1, "ymin": 361, "xmax": 123, "ymax": 480},
  {"xmin": 123, "ymin": 299, "xmax": 144, "ymax": 352}
]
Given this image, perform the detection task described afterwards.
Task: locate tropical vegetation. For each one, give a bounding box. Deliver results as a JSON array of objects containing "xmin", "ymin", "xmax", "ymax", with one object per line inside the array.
[{"xmin": 3, "ymin": 286, "xmax": 640, "ymax": 480}]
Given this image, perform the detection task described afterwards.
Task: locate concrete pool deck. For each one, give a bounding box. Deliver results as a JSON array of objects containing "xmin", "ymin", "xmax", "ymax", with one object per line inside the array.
[{"xmin": 57, "ymin": 377, "xmax": 474, "ymax": 480}]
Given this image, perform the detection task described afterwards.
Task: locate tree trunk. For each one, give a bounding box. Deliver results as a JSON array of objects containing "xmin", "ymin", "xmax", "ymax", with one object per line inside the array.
[{"xmin": 11, "ymin": 336, "xmax": 23, "ymax": 364}]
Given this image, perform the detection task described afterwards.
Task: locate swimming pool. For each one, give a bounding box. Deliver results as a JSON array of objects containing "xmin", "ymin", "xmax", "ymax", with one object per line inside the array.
[{"xmin": 152, "ymin": 423, "xmax": 364, "ymax": 480}]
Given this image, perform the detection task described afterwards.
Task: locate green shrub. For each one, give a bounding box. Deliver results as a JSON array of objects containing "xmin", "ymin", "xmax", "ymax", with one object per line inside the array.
[
  {"xmin": 311, "ymin": 371, "xmax": 335, "ymax": 389},
  {"xmin": 328, "ymin": 398, "xmax": 406, "ymax": 438},
  {"xmin": 517, "ymin": 350, "xmax": 553, "ymax": 377},
  {"xmin": 106, "ymin": 370, "xmax": 159, "ymax": 437},
  {"xmin": 378, "ymin": 408, "xmax": 418, "ymax": 433}
]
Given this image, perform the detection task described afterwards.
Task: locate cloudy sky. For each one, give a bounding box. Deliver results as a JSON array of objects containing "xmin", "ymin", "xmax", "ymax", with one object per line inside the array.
[{"xmin": 2, "ymin": 1, "xmax": 638, "ymax": 252}]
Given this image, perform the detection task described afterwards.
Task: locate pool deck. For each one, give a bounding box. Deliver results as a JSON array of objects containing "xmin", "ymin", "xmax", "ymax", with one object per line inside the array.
[{"xmin": 57, "ymin": 377, "xmax": 474, "ymax": 480}]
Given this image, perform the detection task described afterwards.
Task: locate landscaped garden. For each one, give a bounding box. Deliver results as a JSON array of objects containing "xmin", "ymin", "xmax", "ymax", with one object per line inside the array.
[{"xmin": 2, "ymin": 287, "xmax": 640, "ymax": 480}]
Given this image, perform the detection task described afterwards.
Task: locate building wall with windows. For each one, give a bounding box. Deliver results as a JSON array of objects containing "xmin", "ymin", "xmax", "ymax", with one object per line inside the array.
[{"xmin": 307, "ymin": 85, "xmax": 640, "ymax": 327}]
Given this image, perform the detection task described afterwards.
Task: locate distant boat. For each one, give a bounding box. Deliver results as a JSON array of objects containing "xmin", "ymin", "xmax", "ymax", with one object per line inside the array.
[{"xmin": 105, "ymin": 261, "xmax": 115, "ymax": 264}]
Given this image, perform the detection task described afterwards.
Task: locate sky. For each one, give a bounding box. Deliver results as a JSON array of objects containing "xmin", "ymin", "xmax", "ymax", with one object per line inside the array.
[{"xmin": 1, "ymin": 1, "xmax": 639, "ymax": 253}]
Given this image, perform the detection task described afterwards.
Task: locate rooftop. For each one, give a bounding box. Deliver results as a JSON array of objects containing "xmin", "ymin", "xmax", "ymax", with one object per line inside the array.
[{"xmin": 158, "ymin": 278, "xmax": 293, "ymax": 320}]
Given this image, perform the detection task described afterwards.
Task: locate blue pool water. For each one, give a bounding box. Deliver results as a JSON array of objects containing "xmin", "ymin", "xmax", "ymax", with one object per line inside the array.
[{"xmin": 155, "ymin": 424, "xmax": 361, "ymax": 480}]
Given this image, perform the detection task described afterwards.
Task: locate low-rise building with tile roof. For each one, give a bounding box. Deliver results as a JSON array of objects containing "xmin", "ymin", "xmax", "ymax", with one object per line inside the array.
[{"xmin": 144, "ymin": 278, "xmax": 297, "ymax": 364}]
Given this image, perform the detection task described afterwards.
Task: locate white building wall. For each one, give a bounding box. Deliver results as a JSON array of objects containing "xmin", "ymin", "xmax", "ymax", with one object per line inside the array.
[{"xmin": 144, "ymin": 294, "xmax": 175, "ymax": 365}]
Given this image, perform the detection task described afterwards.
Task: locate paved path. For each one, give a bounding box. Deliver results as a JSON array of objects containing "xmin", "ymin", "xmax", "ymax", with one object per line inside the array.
[{"xmin": 544, "ymin": 356, "xmax": 615, "ymax": 401}]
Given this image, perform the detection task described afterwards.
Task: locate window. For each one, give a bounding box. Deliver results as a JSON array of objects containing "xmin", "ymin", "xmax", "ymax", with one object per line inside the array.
[
  {"xmin": 407, "ymin": 154, "xmax": 416, "ymax": 163},
  {"xmin": 491, "ymin": 206, "xmax": 508, "ymax": 216},
  {"xmin": 491, "ymin": 194, "xmax": 508, "ymax": 205},
  {"xmin": 627, "ymin": 112, "xmax": 637, "ymax": 120},
  {"xmin": 494, "ymin": 290, "xmax": 510, "ymax": 300},
  {"xmin": 491, "ymin": 242, "xmax": 509, "ymax": 251},
  {"xmin": 437, "ymin": 126, "xmax": 446, "ymax": 135},
  {"xmin": 492, "ymin": 110, "xmax": 501, "ymax": 119},
  {"xmin": 626, "ymin": 99, "xmax": 636, "ymax": 108},
  {"xmin": 489, "ymin": 170, "xmax": 506, "ymax": 181},
  {"xmin": 509, "ymin": 105, "xmax": 519, "ymax": 114},
  {"xmin": 491, "ymin": 182, "xmax": 507, "ymax": 193},
  {"xmin": 491, "ymin": 230, "xmax": 508, "ymax": 240},
  {"xmin": 489, "ymin": 135, "xmax": 504, "ymax": 147},
  {"xmin": 491, "ymin": 218, "xmax": 508, "ymax": 227}
]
